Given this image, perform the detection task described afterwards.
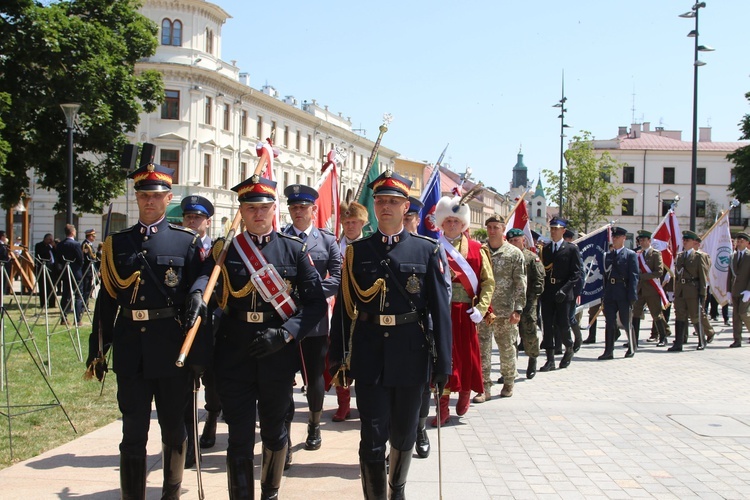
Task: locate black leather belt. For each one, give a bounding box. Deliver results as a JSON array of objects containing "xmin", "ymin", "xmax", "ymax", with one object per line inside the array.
[
  {"xmin": 680, "ymin": 278, "xmax": 698, "ymax": 285},
  {"xmin": 358, "ymin": 310, "xmax": 423, "ymax": 327},
  {"xmin": 226, "ymin": 307, "xmax": 277, "ymax": 323},
  {"xmin": 121, "ymin": 306, "xmax": 179, "ymax": 321},
  {"xmin": 609, "ymin": 277, "xmax": 625, "ymax": 284}
]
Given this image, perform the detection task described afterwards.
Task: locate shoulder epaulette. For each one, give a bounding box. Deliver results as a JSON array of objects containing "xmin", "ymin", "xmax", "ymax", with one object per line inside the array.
[
  {"xmin": 278, "ymin": 231, "xmax": 302, "ymax": 243},
  {"xmin": 410, "ymin": 233, "xmax": 438, "ymax": 244},
  {"xmin": 110, "ymin": 226, "xmax": 135, "ymax": 236},
  {"xmin": 168, "ymin": 223, "xmax": 199, "ymax": 244}
]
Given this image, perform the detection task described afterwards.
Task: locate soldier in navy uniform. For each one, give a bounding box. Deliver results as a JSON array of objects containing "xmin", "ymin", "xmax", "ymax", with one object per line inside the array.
[
  {"xmin": 80, "ymin": 228, "xmax": 97, "ymax": 306},
  {"xmin": 179, "ymin": 195, "xmax": 221, "ymax": 468},
  {"xmin": 200, "ymin": 175, "xmax": 326, "ymax": 499},
  {"xmin": 598, "ymin": 227, "xmax": 639, "ymax": 360},
  {"xmin": 281, "ymin": 184, "xmax": 341, "ymax": 465},
  {"xmin": 86, "ymin": 149, "xmax": 209, "ymax": 499},
  {"xmin": 539, "ymin": 217, "xmax": 582, "ymax": 371},
  {"xmin": 329, "ymin": 172, "xmax": 451, "ymax": 499},
  {"xmin": 57, "ymin": 224, "xmax": 84, "ymax": 326}
]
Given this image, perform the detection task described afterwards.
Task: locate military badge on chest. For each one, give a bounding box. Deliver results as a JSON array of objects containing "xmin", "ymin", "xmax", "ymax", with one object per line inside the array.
[
  {"xmin": 406, "ymin": 274, "xmax": 421, "ymax": 294},
  {"xmin": 164, "ymin": 267, "xmax": 179, "ymax": 287}
]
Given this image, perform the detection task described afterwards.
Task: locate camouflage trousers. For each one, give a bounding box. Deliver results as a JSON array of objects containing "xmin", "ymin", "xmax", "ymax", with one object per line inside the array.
[
  {"xmin": 519, "ymin": 301, "xmax": 540, "ymax": 359},
  {"xmin": 478, "ymin": 317, "xmax": 519, "ymax": 387}
]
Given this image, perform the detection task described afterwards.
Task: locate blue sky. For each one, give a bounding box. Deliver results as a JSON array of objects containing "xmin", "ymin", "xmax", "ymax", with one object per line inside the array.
[{"xmin": 217, "ymin": 0, "xmax": 750, "ymax": 194}]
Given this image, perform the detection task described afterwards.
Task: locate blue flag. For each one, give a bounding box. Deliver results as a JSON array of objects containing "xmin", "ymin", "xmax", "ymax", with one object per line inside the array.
[
  {"xmin": 418, "ymin": 144, "xmax": 448, "ymax": 239},
  {"xmin": 573, "ymin": 225, "xmax": 611, "ymax": 311}
]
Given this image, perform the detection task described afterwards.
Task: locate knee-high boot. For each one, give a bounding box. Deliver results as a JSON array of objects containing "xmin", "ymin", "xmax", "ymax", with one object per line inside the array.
[
  {"xmin": 284, "ymin": 420, "xmax": 293, "ymax": 470},
  {"xmin": 430, "ymin": 393, "xmax": 450, "ymax": 427},
  {"xmin": 161, "ymin": 440, "xmax": 186, "ymax": 500},
  {"xmin": 332, "ymin": 386, "xmax": 351, "ymax": 422},
  {"xmin": 227, "ymin": 455, "xmax": 255, "ymax": 500},
  {"xmin": 260, "ymin": 445, "xmax": 286, "ymax": 500},
  {"xmin": 656, "ymin": 319, "xmax": 668, "ymax": 347},
  {"xmin": 120, "ymin": 454, "xmax": 147, "ymax": 500},
  {"xmin": 305, "ymin": 410, "xmax": 322, "ymax": 450},
  {"xmin": 360, "ymin": 460, "xmax": 387, "ymax": 500},
  {"xmin": 388, "ymin": 448, "xmax": 412, "ymax": 500},
  {"xmin": 632, "ymin": 318, "xmax": 641, "ymax": 346},
  {"xmin": 669, "ymin": 321, "xmax": 685, "ymax": 351}
]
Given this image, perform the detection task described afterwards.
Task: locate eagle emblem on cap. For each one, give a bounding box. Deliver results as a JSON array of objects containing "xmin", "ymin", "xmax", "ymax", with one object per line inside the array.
[
  {"xmin": 293, "ymin": 186, "xmax": 300, "ymax": 193},
  {"xmin": 190, "ymin": 196, "xmax": 197, "ymax": 203},
  {"xmin": 384, "ymin": 170, "xmax": 392, "ymax": 178},
  {"xmin": 147, "ymin": 164, "xmax": 155, "ymax": 172},
  {"xmin": 250, "ymin": 174, "xmax": 260, "ymax": 183}
]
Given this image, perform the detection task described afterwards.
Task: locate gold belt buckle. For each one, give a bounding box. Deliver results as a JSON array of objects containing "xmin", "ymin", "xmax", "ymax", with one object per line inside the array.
[
  {"xmin": 247, "ymin": 312, "xmax": 263, "ymax": 323},
  {"xmin": 610, "ymin": 278, "xmax": 616, "ymax": 284},
  {"xmin": 550, "ymin": 277, "xmax": 556, "ymax": 284},
  {"xmin": 133, "ymin": 309, "xmax": 149, "ymax": 321},
  {"xmin": 379, "ymin": 315, "xmax": 395, "ymax": 326}
]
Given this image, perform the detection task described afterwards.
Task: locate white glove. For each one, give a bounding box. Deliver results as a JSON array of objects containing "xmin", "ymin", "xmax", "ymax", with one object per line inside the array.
[
  {"xmin": 742, "ymin": 290, "xmax": 750, "ymax": 303},
  {"xmin": 467, "ymin": 307, "xmax": 484, "ymax": 324},
  {"xmin": 726, "ymin": 292, "xmax": 732, "ymax": 303}
]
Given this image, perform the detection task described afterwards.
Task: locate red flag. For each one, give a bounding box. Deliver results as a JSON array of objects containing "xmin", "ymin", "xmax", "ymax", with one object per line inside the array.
[
  {"xmin": 506, "ymin": 197, "xmax": 535, "ymax": 253},
  {"xmin": 256, "ymin": 138, "xmax": 280, "ymax": 230},
  {"xmin": 651, "ymin": 209, "xmax": 682, "ymax": 281},
  {"xmin": 315, "ymin": 150, "xmax": 340, "ymax": 238}
]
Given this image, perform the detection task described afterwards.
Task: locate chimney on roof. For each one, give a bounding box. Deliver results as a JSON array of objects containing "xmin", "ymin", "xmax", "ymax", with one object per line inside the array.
[
  {"xmin": 699, "ymin": 127, "xmax": 712, "ymax": 142},
  {"xmin": 618, "ymin": 126, "xmax": 628, "ymax": 136},
  {"xmin": 643, "ymin": 122, "xmax": 650, "ymax": 133},
  {"xmin": 631, "ymin": 123, "xmax": 641, "ymax": 138}
]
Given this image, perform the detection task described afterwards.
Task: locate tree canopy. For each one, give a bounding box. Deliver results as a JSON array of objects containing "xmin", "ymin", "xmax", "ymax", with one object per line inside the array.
[
  {"xmin": 543, "ymin": 131, "xmax": 624, "ymax": 234},
  {"xmin": 727, "ymin": 91, "xmax": 750, "ymax": 203},
  {"xmin": 0, "ymin": 0, "xmax": 164, "ymax": 212}
]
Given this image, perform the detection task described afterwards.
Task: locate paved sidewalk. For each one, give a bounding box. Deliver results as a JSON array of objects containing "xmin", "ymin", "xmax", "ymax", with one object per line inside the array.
[{"xmin": 1, "ymin": 318, "xmax": 750, "ymax": 499}]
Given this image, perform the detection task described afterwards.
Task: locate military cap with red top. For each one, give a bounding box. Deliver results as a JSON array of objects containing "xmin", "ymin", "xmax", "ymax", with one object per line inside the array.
[
  {"xmin": 127, "ymin": 143, "xmax": 174, "ymax": 192},
  {"xmin": 368, "ymin": 170, "xmax": 412, "ymax": 198},
  {"xmin": 231, "ymin": 174, "xmax": 277, "ymax": 203}
]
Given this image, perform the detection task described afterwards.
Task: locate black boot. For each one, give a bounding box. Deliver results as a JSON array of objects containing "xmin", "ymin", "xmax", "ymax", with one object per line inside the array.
[
  {"xmin": 538, "ymin": 350, "xmax": 556, "ymax": 372},
  {"xmin": 185, "ymin": 424, "xmax": 196, "ymax": 469},
  {"xmin": 668, "ymin": 321, "xmax": 685, "ymax": 352},
  {"xmin": 632, "ymin": 318, "xmax": 641, "ymax": 347},
  {"xmin": 161, "ymin": 440, "xmax": 186, "ymax": 500},
  {"xmin": 200, "ymin": 411, "xmax": 219, "ymax": 449},
  {"xmin": 227, "ymin": 455, "xmax": 254, "ymax": 500},
  {"xmin": 656, "ymin": 320, "xmax": 668, "ymax": 347},
  {"xmin": 572, "ymin": 322, "xmax": 582, "ymax": 353},
  {"xmin": 388, "ymin": 448, "xmax": 412, "ymax": 500},
  {"xmin": 260, "ymin": 445, "xmax": 287, "ymax": 500},
  {"xmin": 284, "ymin": 420, "xmax": 292, "ymax": 470},
  {"xmin": 583, "ymin": 319, "xmax": 597, "ymax": 344},
  {"xmin": 304, "ymin": 410, "xmax": 322, "ymax": 450},
  {"xmin": 360, "ymin": 460, "xmax": 387, "ymax": 500},
  {"xmin": 695, "ymin": 322, "xmax": 706, "ymax": 350},
  {"xmin": 120, "ymin": 454, "xmax": 147, "ymax": 500},
  {"xmin": 526, "ymin": 356, "xmax": 537, "ymax": 380},
  {"xmin": 559, "ymin": 347, "xmax": 574, "ymax": 369},
  {"xmin": 415, "ymin": 417, "xmax": 430, "ymax": 458}
]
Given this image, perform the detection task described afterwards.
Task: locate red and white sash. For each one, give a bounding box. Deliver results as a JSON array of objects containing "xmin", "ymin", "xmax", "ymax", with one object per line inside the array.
[
  {"xmin": 233, "ymin": 232, "xmax": 298, "ymax": 321},
  {"xmin": 638, "ymin": 251, "xmax": 669, "ymax": 309},
  {"xmin": 439, "ymin": 235, "xmax": 478, "ymax": 298}
]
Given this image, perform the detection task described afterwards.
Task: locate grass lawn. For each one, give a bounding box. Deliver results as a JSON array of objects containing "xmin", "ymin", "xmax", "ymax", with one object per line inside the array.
[{"xmin": 0, "ymin": 295, "xmax": 120, "ymax": 469}]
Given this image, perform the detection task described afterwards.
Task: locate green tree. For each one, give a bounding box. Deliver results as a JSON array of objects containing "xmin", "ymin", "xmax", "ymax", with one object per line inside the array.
[
  {"xmin": 0, "ymin": 0, "xmax": 163, "ymax": 211},
  {"xmin": 728, "ymin": 91, "xmax": 750, "ymax": 203},
  {"xmin": 543, "ymin": 131, "xmax": 624, "ymax": 233},
  {"xmin": 698, "ymin": 199, "xmax": 721, "ymax": 233}
]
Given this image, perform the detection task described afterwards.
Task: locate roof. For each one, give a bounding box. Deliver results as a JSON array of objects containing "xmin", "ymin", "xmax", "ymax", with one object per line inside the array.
[
  {"xmin": 604, "ymin": 133, "xmax": 747, "ymax": 152},
  {"xmin": 534, "ymin": 176, "xmax": 545, "ymax": 198}
]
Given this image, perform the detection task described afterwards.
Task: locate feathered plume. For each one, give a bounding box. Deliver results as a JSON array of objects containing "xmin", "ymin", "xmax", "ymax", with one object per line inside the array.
[{"xmin": 458, "ymin": 182, "xmax": 484, "ymax": 206}]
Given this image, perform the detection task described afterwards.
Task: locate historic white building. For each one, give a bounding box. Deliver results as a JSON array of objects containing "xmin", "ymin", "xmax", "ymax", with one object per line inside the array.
[
  {"xmin": 593, "ymin": 122, "xmax": 748, "ymax": 238},
  {"xmin": 7, "ymin": 0, "xmax": 396, "ymax": 246}
]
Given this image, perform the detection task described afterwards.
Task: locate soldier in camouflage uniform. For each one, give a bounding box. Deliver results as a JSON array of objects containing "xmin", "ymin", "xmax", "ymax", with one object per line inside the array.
[
  {"xmin": 477, "ymin": 216, "xmax": 526, "ymax": 399},
  {"xmin": 507, "ymin": 228, "xmax": 544, "ymax": 379}
]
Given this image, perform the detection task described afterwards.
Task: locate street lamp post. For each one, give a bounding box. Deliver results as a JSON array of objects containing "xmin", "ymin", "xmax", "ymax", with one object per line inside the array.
[
  {"xmin": 679, "ymin": 2, "xmax": 713, "ymax": 231},
  {"xmin": 553, "ymin": 74, "xmax": 571, "ymax": 218},
  {"xmin": 60, "ymin": 103, "xmax": 81, "ymax": 226}
]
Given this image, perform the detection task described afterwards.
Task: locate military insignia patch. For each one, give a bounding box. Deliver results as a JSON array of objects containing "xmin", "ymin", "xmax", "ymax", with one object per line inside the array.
[
  {"xmin": 406, "ymin": 274, "xmax": 421, "ymax": 294},
  {"xmin": 164, "ymin": 267, "xmax": 179, "ymax": 287}
]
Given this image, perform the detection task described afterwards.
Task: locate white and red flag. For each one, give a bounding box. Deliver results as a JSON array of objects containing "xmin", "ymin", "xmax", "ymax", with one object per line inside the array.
[
  {"xmin": 506, "ymin": 193, "xmax": 535, "ymax": 253},
  {"xmin": 315, "ymin": 148, "xmax": 341, "ymax": 238},
  {"xmin": 651, "ymin": 209, "xmax": 682, "ymax": 284}
]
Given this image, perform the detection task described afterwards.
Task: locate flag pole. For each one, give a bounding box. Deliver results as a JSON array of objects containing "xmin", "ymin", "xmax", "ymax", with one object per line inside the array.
[
  {"xmin": 353, "ymin": 114, "xmax": 392, "ymax": 201},
  {"xmin": 420, "ymin": 144, "xmax": 449, "ymax": 203},
  {"xmin": 506, "ymin": 188, "xmax": 533, "ymax": 219},
  {"xmin": 700, "ymin": 199, "xmax": 739, "ymax": 241}
]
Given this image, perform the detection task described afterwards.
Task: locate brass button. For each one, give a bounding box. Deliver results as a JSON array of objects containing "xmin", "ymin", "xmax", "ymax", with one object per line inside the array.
[
  {"xmin": 384, "ymin": 332, "xmax": 390, "ymax": 338},
  {"xmin": 140, "ymin": 296, "xmax": 146, "ymax": 301},
  {"xmin": 385, "ymin": 302, "xmax": 390, "ymax": 307},
  {"xmin": 140, "ymin": 327, "xmax": 146, "ymax": 333},
  {"xmin": 143, "ymin": 236, "xmax": 148, "ymax": 241},
  {"xmin": 142, "ymin": 250, "xmax": 148, "ymax": 255}
]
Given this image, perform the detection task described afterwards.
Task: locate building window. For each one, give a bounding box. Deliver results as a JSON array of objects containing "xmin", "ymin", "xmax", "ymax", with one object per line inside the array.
[
  {"xmin": 600, "ymin": 172, "xmax": 611, "ymax": 183},
  {"xmin": 295, "ymin": 130, "xmax": 301, "ymax": 151},
  {"xmin": 271, "ymin": 120, "xmax": 277, "ymax": 139},
  {"xmin": 697, "ymin": 167, "xmax": 706, "ymax": 185},
  {"xmin": 729, "ymin": 204, "xmax": 745, "ymax": 226},
  {"xmin": 318, "ymin": 139, "xmax": 324, "ymax": 161},
  {"xmin": 161, "ymin": 19, "xmax": 182, "ymax": 46},
  {"xmin": 223, "ymin": 104, "xmax": 230, "ymax": 131},
  {"xmin": 696, "ymin": 200, "xmax": 706, "ymax": 218},
  {"xmin": 222, "ymin": 158, "xmax": 229, "ymax": 188},
  {"xmin": 295, "ymin": 174, "xmax": 301, "ymax": 184},
  {"xmin": 241, "ymin": 110, "xmax": 248, "ymax": 136},
  {"xmin": 661, "ymin": 200, "xmax": 676, "ymax": 216},
  {"xmin": 663, "ymin": 167, "xmax": 675, "ymax": 184},
  {"xmin": 240, "ymin": 161, "xmax": 247, "ymax": 181},
  {"xmin": 203, "ymin": 154, "xmax": 211, "ymax": 186},
  {"xmin": 306, "ymin": 176, "xmax": 312, "ymax": 186},
  {"xmin": 204, "ymin": 97, "xmax": 212, "ymax": 125},
  {"xmin": 161, "ymin": 90, "xmax": 179, "ymax": 120},
  {"xmin": 283, "ymin": 172, "xmax": 289, "ymax": 190},
  {"xmin": 284, "ymin": 126, "xmax": 289, "ymax": 148},
  {"xmin": 621, "ymin": 198, "xmax": 634, "ymax": 216},
  {"xmin": 623, "ymin": 166, "xmax": 635, "ymax": 184},
  {"xmin": 160, "ymin": 149, "xmax": 180, "ymax": 184},
  {"xmin": 307, "ymin": 134, "xmax": 312, "ymax": 155},
  {"xmin": 205, "ymin": 27, "xmax": 214, "ymax": 55},
  {"xmin": 256, "ymin": 115, "xmax": 263, "ymax": 139},
  {"xmin": 536, "ymin": 209, "xmax": 541, "ymax": 217}
]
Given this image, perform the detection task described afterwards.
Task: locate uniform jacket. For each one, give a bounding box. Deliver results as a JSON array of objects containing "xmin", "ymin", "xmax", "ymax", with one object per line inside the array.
[
  {"xmin": 56, "ymin": 237, "xmax": 84, "ymax": 280},
  {"xmin": 540, "ymin": 240, "xmax": 582, "ymax": 302},
  {"xmin": 206, "ymin": 231, "xmax": 326, "ymax": 382},
  {"xmin": 674, "ymin": 249, "xmax": 709, "ymax": 300},
  {"xmin": 329, "ymin": 230, "xmax": 452, "ymax": 386},
  {"xmin": 636, "ymin": 247, "xmax": 664, "ymax": 298},
  {"xmin": 523, "ymin": 247, "xmax": 545, "ymax": 306},
  {"xmin": 90, "ymin": 218, "xmax": 208, "ymax": 379},
  {"xmin": 283, "ymin": 225, "xmax": 341, "ymax": 337},
  {"xmin": 485, "ymin": 242, "xmax": 526, "ymax": 317},
  {"xmin": 727, "ymin": 249, "xmax": 750, "ymax": 296},
  {"xmin": 603, "ymin": 247, "xmax": 639, "ymax": 303}
]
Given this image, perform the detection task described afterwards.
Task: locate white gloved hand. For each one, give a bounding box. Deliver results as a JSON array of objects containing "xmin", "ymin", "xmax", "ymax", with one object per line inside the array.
[
  {"xmin": 742, "ymin": 290, "xmax": 750, "ymax": 303},
  {"xmin": 467, "ymin": 307, "xmax": 484, "ymax": 324},
  {"xmin": 726, "ymin": 292, "xmax": 732, "ymax": 303}
]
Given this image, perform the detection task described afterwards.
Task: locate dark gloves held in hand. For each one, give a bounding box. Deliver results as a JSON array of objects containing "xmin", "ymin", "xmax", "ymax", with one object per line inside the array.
[
  {"xmin": 554, "ymin": 290, "xmax": 567, "ymax": 303},
  {"xmin": 247, "ymin": 328, "xmax": 289, "ymax": 358},
  {"xmin": 432, "ymin": 373, "xmax": 449, "ymax": 395},
  {"xmin": 86, "ymin": 352, "xmax": 108, "ymax": 382},
  {"xmin": 184, "ymin": 290, "xmax": 207, "ymax": 330}
]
